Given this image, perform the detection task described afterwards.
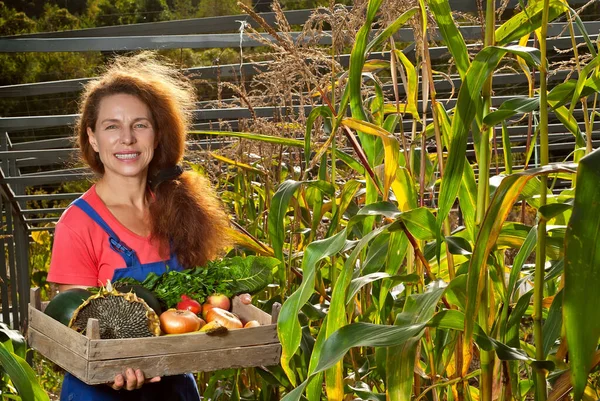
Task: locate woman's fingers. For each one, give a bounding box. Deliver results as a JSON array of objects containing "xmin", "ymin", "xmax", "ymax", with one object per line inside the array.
[
  {"xmin": 110, "ymin": 368, "xmax": 160, "ymax": 390},
  {"xmin": 134, "ymin": 369, "xmax": 145, "ymax": 390},
  {"xmin": 125, "ymin": 368, "xmax": 138, "ymax": 390},
  {"xmin": 111, "ymin": 374, "xmax": 125, "ymax": 390},
  {"xmin": 240, "ymin": 293, "xmax": 252, "ymax": 305}
]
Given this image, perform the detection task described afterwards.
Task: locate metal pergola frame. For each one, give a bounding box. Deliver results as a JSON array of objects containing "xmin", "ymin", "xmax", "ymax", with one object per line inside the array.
[{"xmin": 0, "ymin": 4, "xmax": 594, "ymax": 330}]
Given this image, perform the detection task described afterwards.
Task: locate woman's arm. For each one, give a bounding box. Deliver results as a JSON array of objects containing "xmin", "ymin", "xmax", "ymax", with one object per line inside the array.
[{"xmin": 57, "ymin": 284, "xmax": 93, "ymax": 292}]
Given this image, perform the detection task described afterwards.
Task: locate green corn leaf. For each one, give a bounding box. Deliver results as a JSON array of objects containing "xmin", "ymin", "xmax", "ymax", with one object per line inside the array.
[
  {"xmin": 464, "ymin": 163, "xmax": 577, "ymax": 343},
  {"xmin": 391, "ymin": 207, "xmax": 436, "ymax": 241},
  {"xmin": 543, "ymin": 289, "xmax": 563, "ymax": 357},
  {"xmin": 428, "ymin": 0, "xmax": 471, "ymax": 79},
  {"xmin": 538, "ymin": 202, "xmax": 573, "ymax": 221},
  {"xmin": 347, "ymin": 0, "xmax": 384, "ymax": 165},
  {"xmin": 366, "ymin": 7, "xmax": 418, "ymax": 52},
  {"xmin": 567, "ymin": 4, "xmax": 597, "ymax": 56},
  {"xmin": 0, "ymin": 322, "xmax": 26, "ymax": 359},
  {"xmin": 458, "ymin": 161, "xmax": 478, "ymax": 242},
  {"xmin": 482, "ymin": 97, "xmax": 539, "ymax": 127},
  {"xmin": 306, "ymin": 316, "xmax": 328, "ymax": 401},
  {"xmin": 347, "ymin": 273, "xmax": 419, "ymax": 304},
  {"xmin": 305, "ymin": 106, "xmax": 334, "ymax": 171},
  {"xmin": 564, "ymin": 149, "xmax": 600, "ymax": 401},
  {"xmin": 348, "ymin": 383, "xmax": 386, "ymax": 401},
  {"xmin": 553, "ymin": 105, "xmax": 586, "ymax": 150},
  {"xmin": 318, "ymin": 283, "xmax": 446, "ymax": 375},
  {"xmin": 437, "ymin": 45, "xmax": 541, "ymax": 263},
  {"xmin": 0, "ymin": 342, "xmax": 37, "ymax": 401},
  {"xmin": 278, "ymin": 229, "xmax": 348, "ymax": 385},
  {"xmin": 569, "ymin": 53, "xmax": 600, "ymax": 115},
  {"xmin": 495, "ymin": 0, "xmax": 568, "ymax": 45},
  {"xmin": 497, "ymin": 222, "xmax": 563, "ymax": 260},
  {"xmin": 268, "ymin": 180, "xmax": 303, "ymax": 262},
  {"xmin": 326, "ymin": 179, "xmax": 362, "ymax": 237},
  {"xmin": 325, "ymin": 225, "xmax": 388, "ymax": 400},
  {"xmin": 507, "ymin": 225, "xmax": 537, "ymax": 302}
]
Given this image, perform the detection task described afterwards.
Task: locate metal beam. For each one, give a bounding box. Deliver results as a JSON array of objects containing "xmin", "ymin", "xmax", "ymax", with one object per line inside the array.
[
  {"xmin": 0, "ymin": 32, "xmax": 333, "ymax": 53},
  {"xmin": 21, "ymin": 208, "xmax": 65, "ymax": 215},
  {"xmin": 14, "ymin": 193, "xmax": 82, "ymax": 202},
  {"xmin": 9, "ymin": 9, "xmax": 329, "ymax": 38},
  {"xmin": 1, "ymin": 26, "xmax": 595, "ymax": 54},
  {"xmin": 0, "ymin": 173, "xmax": 93, "ymax": 186}
]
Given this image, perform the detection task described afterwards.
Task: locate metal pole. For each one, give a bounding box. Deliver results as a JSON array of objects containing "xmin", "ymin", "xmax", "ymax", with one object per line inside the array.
[
  {"xmin": 0, "ymin": 193, "xmax": 10, "ymax": 324},
  {"xmin": 1, "ymin": 134, "xmax": 19, "ymax": 328}
]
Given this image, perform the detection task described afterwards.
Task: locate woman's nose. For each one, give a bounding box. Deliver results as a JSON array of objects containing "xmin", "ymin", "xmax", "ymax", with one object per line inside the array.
[{"xmin": 119, "ymin": 127, "xmax": 137, "ymax": 145}]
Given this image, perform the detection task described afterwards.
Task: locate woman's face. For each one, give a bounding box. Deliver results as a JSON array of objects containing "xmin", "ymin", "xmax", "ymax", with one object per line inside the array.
[{"xmin": 87, "ymin": 93, "xmax": 157, "ymax": 182}]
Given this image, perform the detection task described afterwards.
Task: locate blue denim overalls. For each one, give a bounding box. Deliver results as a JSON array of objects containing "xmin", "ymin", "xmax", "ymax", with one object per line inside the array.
[{"xmin": 60, "ymin": 198, "xmax": 201, "ymax": 401}]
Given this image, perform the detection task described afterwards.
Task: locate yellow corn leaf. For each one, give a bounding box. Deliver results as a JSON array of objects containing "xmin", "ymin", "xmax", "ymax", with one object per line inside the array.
[
  {"xmin": 208, "ymin": 152, "xmax": 266, "ymax": 175},
  {"xmin": 363, "ymin": 59, "xmax": 390, "ymax": 72},
  {"xmin": 394, "ymin": 49, "xmax": 421, "ymax": 121},
  {"xmin": 391, "ymin": 166, "xmax": 417, "ymax": 212},
  {"xmin": 227, "ymin": 227, "xmax": 274, "ymax": 256},
  {"xmin": 341, "ymin": 118, "xmax": 399, "ymax": 201},
  {"xmin": 445, "ymin": 338, "xmax": 473, "ymax": 378},
  {"xmin": 548, "ymin": 350, "xmax": 600, "ymax": 401},
  {"xmin": 517, "ymin": 35, "xmax": 534, "ymax": 91}
]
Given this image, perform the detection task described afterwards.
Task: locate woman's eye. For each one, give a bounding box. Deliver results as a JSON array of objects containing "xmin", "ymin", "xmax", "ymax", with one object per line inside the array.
[
  {"xmin": 105, "ymin": 124, "xmax": 117, "ymax": 130},
  {"xmin": 134, "ymin": 123, "xmax": 148, "ymax": 129}
]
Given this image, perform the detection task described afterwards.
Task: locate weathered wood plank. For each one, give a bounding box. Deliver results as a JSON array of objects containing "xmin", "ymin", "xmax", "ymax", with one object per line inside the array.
[
  {"xmin": 271, "ymin": 303, "xmax": 281, "ymax": 325},
  {"xmin": 30, "ymin": 288, "xmax": 41, "ymax": 312},
  {"xmin": 86, "ymin": 343, "xmax": 281, "ymax": 385},
  {"xmin": 231, "ymin": 296, "xmax": 272, "ymax": 326},
  {"xmin": 88, "ymin": 324, "xmax": 278, "ymax": 360},
  {"xmin": 86, "ymin": 318, "xmax": 100, "ymax": 340},
  {"xmin": 28, "ymin": 305, "xmax": 89, "ymax": 358},
  {"xmin": 28, "ymin": 328, "xmax": 89, "ymax": 383}
]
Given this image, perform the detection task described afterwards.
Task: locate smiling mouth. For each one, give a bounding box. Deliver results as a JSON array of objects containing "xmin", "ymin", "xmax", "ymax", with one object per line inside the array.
[{"xmin": 114, "ymin": 152, "xmax": 140, "ymax": 160}]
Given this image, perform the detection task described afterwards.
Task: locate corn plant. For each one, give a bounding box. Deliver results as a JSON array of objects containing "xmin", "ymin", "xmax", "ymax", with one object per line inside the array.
[
  {"xmin": 0, "ymin": 322, "xmax": 49, "ymax": 401},
  {"xmin": 197, "ymin": 0, "xmax": 600, "ymax": 399}
]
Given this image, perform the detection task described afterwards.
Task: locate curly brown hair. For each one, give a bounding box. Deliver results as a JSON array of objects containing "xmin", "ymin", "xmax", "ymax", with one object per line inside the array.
[{"xmin": 77, "ymin": 52, "xmax": 231, "ymax": 268}]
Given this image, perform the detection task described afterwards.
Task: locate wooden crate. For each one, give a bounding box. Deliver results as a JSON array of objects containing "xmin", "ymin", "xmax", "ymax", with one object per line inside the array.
[{"xmin": 27, "ymin": 288, "xmax": 281, "ymax": 385}]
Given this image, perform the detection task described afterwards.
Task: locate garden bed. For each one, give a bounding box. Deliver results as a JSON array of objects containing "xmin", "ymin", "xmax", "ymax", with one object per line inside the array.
[{"xmin": 27, "ymin": 288, "xmax": 281, "ymax": 385}]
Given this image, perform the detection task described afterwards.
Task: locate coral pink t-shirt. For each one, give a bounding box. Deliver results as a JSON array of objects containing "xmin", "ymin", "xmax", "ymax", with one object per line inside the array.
[{"xmin": 48, "ymin": 185, "xmax": 167, "ymax": 287}]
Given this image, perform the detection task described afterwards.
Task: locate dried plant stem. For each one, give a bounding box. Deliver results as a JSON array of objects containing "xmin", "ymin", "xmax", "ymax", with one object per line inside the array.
[{"xmin": 534, "ymin": 0, "xmax": 550, "ymax": 399}]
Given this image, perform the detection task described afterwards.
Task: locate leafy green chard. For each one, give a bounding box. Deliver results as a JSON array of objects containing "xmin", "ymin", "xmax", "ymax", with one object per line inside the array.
[{"xmin": 114, "ymin": 256, "xmax": 278, "ymax": 309}]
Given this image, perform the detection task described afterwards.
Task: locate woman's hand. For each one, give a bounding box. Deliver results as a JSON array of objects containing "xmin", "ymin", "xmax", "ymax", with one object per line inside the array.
[{"xmin": 110, "ymin": 368, "xmax": 160, "ymax": 391}]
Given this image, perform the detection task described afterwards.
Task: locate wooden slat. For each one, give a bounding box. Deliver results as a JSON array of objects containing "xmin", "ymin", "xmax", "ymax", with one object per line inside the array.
[
  {"xmin": 88, "ymin": 324, "xmax": 278, "ymax": 360},
  {"xmin": 86, "ymin": 343, "xmax": 281, "ymax": 385},
  {"xmin": 28, "ymin": 328, "xmax": 89, "ymax": 383},
  {"xmin": 28, "ymin": 305, "xmax": 89, "ymax": 358},
  {"xmin": 231, "ymin": 296, "xmax": 272, "ymax": 326}
]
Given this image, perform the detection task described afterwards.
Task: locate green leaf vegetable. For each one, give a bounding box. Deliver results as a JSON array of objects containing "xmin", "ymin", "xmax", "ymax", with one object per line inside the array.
[{"xmin": 115, "ymin": 256, "xmax": 278, "ymax": 309}]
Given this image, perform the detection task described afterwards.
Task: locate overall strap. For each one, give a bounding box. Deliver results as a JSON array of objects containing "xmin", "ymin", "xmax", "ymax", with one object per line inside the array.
[{"xmin": 72, "ymin": 198, "xmax": 137, "ymax": 267}]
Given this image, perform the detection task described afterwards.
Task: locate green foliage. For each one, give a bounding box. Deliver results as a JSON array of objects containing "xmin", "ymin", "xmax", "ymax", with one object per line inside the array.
[{"xmin": 116, "ymin": 256, "xmax": 278, "ymax": 308}]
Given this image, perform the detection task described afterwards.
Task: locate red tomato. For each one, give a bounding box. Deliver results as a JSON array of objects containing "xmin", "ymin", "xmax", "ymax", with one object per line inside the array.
[{"xmin": 176, "ymin": 295, "xmax": 202, "ymax": 315}]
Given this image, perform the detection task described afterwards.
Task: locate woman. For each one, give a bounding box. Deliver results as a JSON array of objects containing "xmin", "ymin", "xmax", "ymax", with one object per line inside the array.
[{"xmin": 48, "ymin": 52, "xmax": 231, "ymax": 400}]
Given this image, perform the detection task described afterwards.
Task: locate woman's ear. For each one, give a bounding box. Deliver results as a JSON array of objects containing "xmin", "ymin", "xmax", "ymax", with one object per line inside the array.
[{"xmin": 87, "ymin": 127, "xmax": 98, "ymax": 152}]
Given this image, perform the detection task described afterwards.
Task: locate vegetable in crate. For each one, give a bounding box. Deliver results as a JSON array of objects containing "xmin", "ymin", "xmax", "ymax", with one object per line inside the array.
[
  {"xmin": 69, "ymin": 286, "xmax": 161, "ymax": 339},
  {"xmin": 115, "ymin": 255, "xmax": 279, "ymax": 309},
  {"xmin": 44, "ymin": 288, "xmax": 92, "ymax": 326}
]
